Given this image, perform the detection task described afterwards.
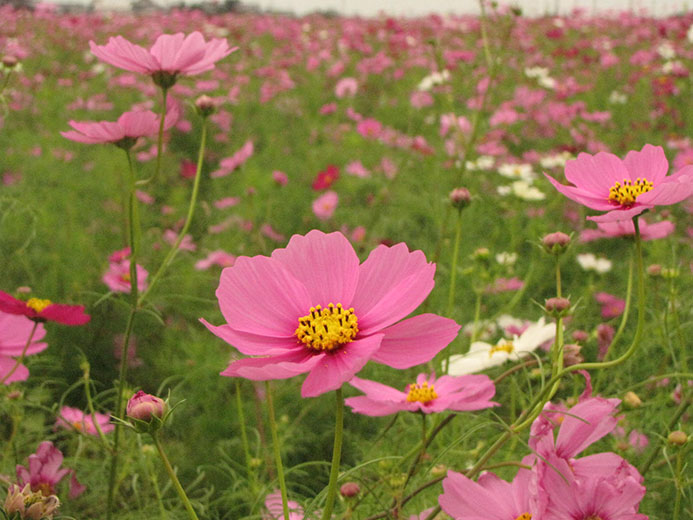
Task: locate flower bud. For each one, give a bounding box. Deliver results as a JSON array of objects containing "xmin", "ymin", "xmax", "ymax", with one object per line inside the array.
[
  {"xmin": 2, "ymin": 55, "xmax": 18, "ymax": 68},
  {"xmin": 563, "ymin": 343, "xmax": 583, "ymax": 367},
  {"xmin": 339, "ymin": 482, "xmax": 360, "ymax": 497},
  {"xmin": 647, "ymin": 264, "xmax": 662, "ymax": 277},
  {"xmin": 127, "ymin": 391, "xmax": 166, "ymax": 422},
  {"xmin": 623, "ymin": 391, "xmax": 642, "ymax": 408},
  {"xmin": 472, "ymin": 247, "xmax": 490, "ymax": 261},
  {"xmin": 545, "ymin": 297, "xmax": 571, "ymax": 317},
  {"xmin": 541, "ymin": 231, "xmax": 571, "ymax": 255},
  {"xmin": 668, "ymin": 430, "xmax": 688, "ymax": 446},
  {"xmin": 194, "ymin": 95, "xmax": 217, "ymax": 117},
  {"xmin": 449, "ymin": 187, "xmax": 471, "ymax": 210}
]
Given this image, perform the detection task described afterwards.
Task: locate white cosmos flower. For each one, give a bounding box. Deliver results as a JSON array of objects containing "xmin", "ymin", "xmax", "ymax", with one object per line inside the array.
[
  {"xmin": 524, "ymin": 66, "xmax": 549, "ymax": 78},
  {"xmin": 687, "ymin": 24, "xmax": 693, "ymax": 44},
  {"xmin": 498, "ymin": 163, "xmax": 536, "ymax": 181},
  {"xmin": 495, "ymin": 252, "xmax": 518, "ymax": 266},
  {"xmin": 498, "ymin": 180, "xmax": 546, "ymax": 201},
  {"xmin": 448, "ymin": 317, "xmax": 557, "ymax": 376},
  {"xmin": 576, "ymin": 253, "xmax": 612, "ymax": 274},
  {"xmin": 539, "ymin": 151, "xmax": 573, "ymax": 169}
]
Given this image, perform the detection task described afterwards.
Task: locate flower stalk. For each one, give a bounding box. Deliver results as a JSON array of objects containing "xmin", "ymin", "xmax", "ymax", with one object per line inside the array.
[
  {"xmin": 152, "ymin": 432, "xmax": 200, "ymax": 520},
  {"xmin": 321, "ymin": 388, "xmax": 344, "ymax": 520}
]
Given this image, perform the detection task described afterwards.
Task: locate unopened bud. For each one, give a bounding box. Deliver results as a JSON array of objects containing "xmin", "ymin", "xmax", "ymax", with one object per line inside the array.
[
  {"xmin": 340, "ymin": 482, "xmax": 360, "ymax": 497},
  {"xmin": 623, "ymin": 391, "xmax": 642, "ymax": 408},
  {"xmin": 542, "ymin": 231, "xmax": 571, "ymax": 255},
  {"xmin": 195, "ymin": 95, "xmax": 217, "ymax": 117},
  {"xmin": 431, "ymin": 464, "xmax": 447, "ymax": 476},
  {"xmin": 2, "ymin": 55, "xmax": 18, "ymax": 68},
  {"xmin": 668, "ymin": 430, "xmax": 688, "ymax": 446},
  {"xmin": 127, "ymin": 391, "xmax": 166, "ymax": 427},
  {"xmin": 449, "ymin": 187, "xmax": 471, "ymax": 209},
  {"xmin": 646, "ymin": 264, "xmax": 662, "ymax": 277},
  {"xmin": 472, "ymin": 247, "xmax": 490, "ymax": 261},
  {"xmin": 545, "ymin": 297, "xmax": 571, "ymax": 317}
]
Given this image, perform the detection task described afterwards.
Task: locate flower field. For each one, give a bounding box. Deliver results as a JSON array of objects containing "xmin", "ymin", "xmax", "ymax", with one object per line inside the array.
[{"xmin": 0, "ymin": 3, "xmax": 692, "ymax": 519}]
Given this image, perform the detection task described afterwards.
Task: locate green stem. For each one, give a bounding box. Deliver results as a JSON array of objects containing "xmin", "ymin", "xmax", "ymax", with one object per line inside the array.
[
  {"xmin": 639, "ymin": 393, "xmax": 691, "ymax": 475},
  {"xmin": 152, "ymin": 433, "xmax": 200, "ymax": 520},
  {"xmin": 321, "ymin": 388, "xmax": 344, "ymax": 520},
  {"xmin": 673, "ymin": 447, "xmax": 683, "ymax": 520},
  {"xmin": 265, "ymin": 381, "xmax": 291, "ymax": 520},
  {"xmin": 469, "ymin": 291, "xmax": 483, "ymax": 344},
  {"xmin": 235, "ymin": 379, "xmax": 256, "ymax": 491},
  {"xmin": 0, "ymin": 321, "xmax": 37, "ymax": 385},
  {"xmin": 138, "ymin": 87, "xmax": 169, "ymax": 186},
  {"xmin": 138, "ymin": 118, "xmax": 207, "ymax": 306},
  {"xmin": 446, "ymin": 209, "xmax": 464, "ymax": 317},
  {"xmin": 82, "ymin": 362, "xmax": 112, "ymax": 452}
]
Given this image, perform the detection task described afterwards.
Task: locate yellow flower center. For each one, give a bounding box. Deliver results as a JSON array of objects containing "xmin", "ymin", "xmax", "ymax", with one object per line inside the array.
[
  {"xmin": 514, "ymin": 514, "xmax": 532, "ymax": 520},
  {"xmin": 489, "ymin": 339, "xmax": 514, "ymax": 357},
  {"xmin": 72, "ymin": 421, "xmax": 84, "ymax": 431},
  {"xmin": 608, "ymin": 178, "xmax": 653, "ymax": 206},
  {"xmin": 406, "ymin": 381, "xmax": 438, "ymax": 403},
  {"xmin": 585, "ymin": 516, "xmax": 603, "ymax": 520},
  {"xmin": 295, "ymin": 303, "xmax": 358, "ymax": 351},
  {"xmin": 26, "ymin": 298, "xmax": 52, "ymax": 313}
]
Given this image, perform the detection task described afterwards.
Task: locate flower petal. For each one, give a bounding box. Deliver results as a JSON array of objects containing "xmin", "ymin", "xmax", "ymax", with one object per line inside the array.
[
  {"xmin": 348, "ymin": 376, "xmax": 407, "ymax": 401},
  {"xmin": 344, "ymin": 395, "xmax": 406, "ymax": 416},
  {"xmin": 271, "ymin": 230, "xmax": 360, "ymax": 307},
  {"xmin": 300, "ymin": 334, "xmax": 383, "ymax": 397},
  {"xmin": 0, "ymin": 356, "xmax": 28, "ymax": 384},
  {"xmin": 370, "ymin": 314, "xmax": 459, "ymax": 369},
  {"xmin": 623, "ymin": 144, "xmax": 669, "ymax": 184},
  {"xmin": 200, "ymin": 319, "xmax": 300, "ymax": 356},
  {"xmin": 221, "ymin": 349, "xmax": 322, "ymax": 381}
]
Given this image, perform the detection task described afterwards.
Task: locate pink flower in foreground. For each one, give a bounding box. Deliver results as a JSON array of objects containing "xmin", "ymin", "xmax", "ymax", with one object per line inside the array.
[
  {"xmin": 201, "ymin": 230, "xmax": 459, "ymax": 397},
  {"xmin": 345, "ymin": 373, "xmax": 497, "ymax": 416},
  {"xmin": 102, "ymin": 259, "xmax": 149, "ymax": 294},
  {"xmin": 313, "ymin": 190, "xmax": 338, "ymax": 220},
  {"xmin": 126, "ymin": 391, "xmax": 166, "ymax": 421},
  {"xmin": 55, "ymin": 406, "xmax": 114, "ymax": 436},
  {"xmin": 0, "ymin": 291, "xmax": 90, "ymax": 326},
  {"xmin": 61, "ymin": 104, "xmax": 179, "ymax": 148},
  {"xmin": 90, "ymin": 32, "xmax": 236, "ymax": 82},
  {"xmin": 439, "ymin": 466, "xmax": 533, "ymax": 520},
  {"xmin": 0, "ymin": 311, "xmax": 48, "ymax": 384},
  {"xmin": 16, "ymin": 441, "xmax": 83, "ymax": 498},
  {"xmin": 545, "ymin": 144, "xmax": 693, "ymax": 222}
]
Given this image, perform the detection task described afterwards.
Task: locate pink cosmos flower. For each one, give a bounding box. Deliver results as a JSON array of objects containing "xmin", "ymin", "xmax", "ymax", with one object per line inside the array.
[
  {"xmin": 201, "ymin": 230, "xmax": 459, "ymax": 397},
  {"xmin": 0, "ymin": 291, "xmax": 90, "ymax": 326},
  {"xmin": 313, "ymin": 191, "xmax": 338, "ymax": 220},
  {"xmin": 16, "ymin": 441, "xmax": 84, "ymax": 498},
  {"xmin": 89, "ymin": 32, "xmax": 236, "ymax": 80},
  {"xmin": 312, "ymin": 164, "xmax": 340, "ymax": 190},
  {"xmin": 345, "ymin": 373, "xmax": 497, "ymax": 416},
  {"xmin": 102, "ymin": 259, "xmax": 149, "ymax": 294},
  {"xmin": 439, "ymin": 467, "xmax": 533, "ymax": 520},
  {"xmin": 55, "ymin": 406, "xmax": 114, "ymax": 436},
  {"xmin": 545, "ymin": 144, "xmax": 693, "ymax": 222},
  {"xmin": 265, "ymin": 490, "xmax": 304, "ymax": 520},
  {"xmin": 335, "ymin": 77, "xmax": 358, "ymax": 98},
  {"xmin": 195, "ymin": 250, "xmax": 236, "ymax": 271},
  {"xmin": 580, "ymin": 218, "xmax": 675, "ymax": 242},
  {"xmin": 594, "ymin": 292, "xmax": 626, "ymax": 319},
  {"xmin": 61, "ymin": 104, "xmax": 179, "ymax": 147},
  {"xmin": 0, "ymin": 311, "xmax": 48, "ymax": 384}
]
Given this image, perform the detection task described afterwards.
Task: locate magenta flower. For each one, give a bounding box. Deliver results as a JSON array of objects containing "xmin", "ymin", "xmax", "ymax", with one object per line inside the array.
[
  {"xmin": 345, "ymin": 373, "xmax": 497, "ymax": 416},
  {"xmin": 594, "ymin": 292, "xmax": 626, "ymax": 319},
  {"xmin": 61, "ymin": 104, "xmax": 179, "ymax": 148},
  {"xmin": 90, "ymin": 32, "xmax": 236, "ymax": 84},
  {"xmin": 55, "ymin": 406, "xmax": 114, "ymax": 436},
  {"xmin": 545, "ymin": 144, "xmax": 693, "ymax": 222},
  {"xmin": 0, "ymin": 291, "xmax": 90, "ymax": 326},
  {"xmin": 0, "ymin": 311, "xmax": 48, "ymax": 384},
  {"xmin": 102, "ymin": 258, "xmax": 149, "ymax": 294},
  {"xmin": 439, "ymin": 467, "xmax": 533, "ymax": 520},
  {"xmin": 16, "ymin": 441, "xmax": 83, "ymax": 498},
  {"xmin": 202, "ymin": 230, "xmax": 460, "ymax": 398},
  {"xmin": 312, "ymin": 190, "xmax": 338, "ymax": 220}
]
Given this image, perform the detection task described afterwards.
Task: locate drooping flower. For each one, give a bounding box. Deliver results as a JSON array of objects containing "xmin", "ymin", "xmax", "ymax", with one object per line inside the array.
[
  {"xmin": 447, "ymin": 317, "xmax": 556, "ymax": 376},
  {"xmin": 61, "ymin": 103, "xmax": 179, "ymax": 149},
  {"xmin": 201, "ymin": 230, "xmax": 459, "ymax": 397},
  {"xmin": 345, "ymin": 373, "xmax": 497, "ymax": 416},
  {"xmin": 545, "ymin": 144, "xmax": 693, "ymax": 222},
  {"xmin": 55, "ymin": 406, "xmax": 114, "ymax": 436},
  {"xmin": 439, "ymin": 466, "xmax": 534, "ymax": 520},
  {"xmin": 89, "ymin": 32, "xmax": 236, "ymax": 87},
  {"xmin": 0, "ymin": 311, "xmax": 48, "ymax": 384},
  {"xmin": 16, "ymin": 441, "xmax": 83, "ymax": 498},
  {"xmin": 0, "ymin": 291, "xmax": 90, "ymax": 326}
]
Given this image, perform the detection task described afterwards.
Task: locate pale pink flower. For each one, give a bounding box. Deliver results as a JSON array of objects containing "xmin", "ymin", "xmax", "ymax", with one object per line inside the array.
[
  {"xmin": 272, "ymin": 170, "xmax": 288, "ymax": 186},
  {"xmin": 335, "ymin": 77, "xmax": 358, "ymax": 98},
  {"xmin": 211, "ymin": 140, "xmax": 254, "ymax": 178},
  {"xmin": 265, "ymin": 490, "xmax": 304, "ymax": 520},
  {"xmin": 163, "ymin": 229, "xmax": 196, "ymax": 252},
  {"xmin": 201, "ymin": 230, "xmax": 459, "ymax": 397},
  {"xmin": 214, "ymin": 197, "xmax": 241, "ymax": 209},
  {"xmin": 103, "ymin": 260, "xmax": 148, "ymax": 294},
  {"xmin": 312, "ymin": 190, "xmax": 338, "ymax": 220},
  {"xmin": 545, "ymin": 144, "xmax": 693, "ymax": 222},
  {"xmin": 195, "ymin": 250, "xmax": 236, "ymax": 271},
  {"xmin": 346, "ymin": 373, "xmax": 497, "ymax": 416},
  {"xmin": 16, "ymin": 441, "xmax": 84, "ymax": 498},
  {"xmin": 345, "ymin": 160, "xmax": 370, "ymax": 178},
  {"xmin": 89, "ymin": 32, "xmax": 236, "ymax": 78},
  {"xmin": 55, "ymin": 406, "xmax": 114, "ymax": 436},
  {"xmin": 410, "ymin": 90, "xmax": 434, "ymax": 108},
  {"xmin": 579, "ymin": 218, "xmax": 675, "ymax": 242},
  {"xmin": 594, "ymin": 292, "xmax": 626, "ymax": 319},
  {"xmin": 357, "ymin": 118, "xmax": 382, "ymax": 139}
]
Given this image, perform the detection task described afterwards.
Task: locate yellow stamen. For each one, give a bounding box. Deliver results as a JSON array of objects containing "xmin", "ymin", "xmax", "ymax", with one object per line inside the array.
[
  {"xmin": 489, "ymin": 339, "xmax": 514, "ymax": 357},
  {"xmin": 26, "ymin": 298, "xmax": 52, "ymax": 313},
  {"xmin": 608, "ymin": 177, "xmax": 653, "ymax": 206},
  {"xmin": 72, "ymin": 421, "xmax": 84, "ymax": 432},
  {"xmin": 514, "ymin": 514, "xmax": 532, "ymax": 520},
  {"xmin": 406, "ymin": 381, "xmax": 438, "ymax": 403},
  {"xmin": 295, "ymin": 303, "xmax": 358, "ymax": 351}
]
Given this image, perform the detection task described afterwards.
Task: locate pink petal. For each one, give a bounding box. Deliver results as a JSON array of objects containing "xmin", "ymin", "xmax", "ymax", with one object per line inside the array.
[
  {"xmin": 41, "ymin": 304, "xmax": 90, "ymax": 326},
  {"xmin": 564, "ymin": 151, "xmax": 630, "ymax": 194},
  {"xmin": 300, "ymin": 334, "xmax": 383, "ymax": 397},
  {"xmin": 0, "ymin": 356, "xmax": 28, "ymax": 384},
  {"xmin": 89, "ymin": 37, "xmax": 157, "ymax": 74},
  {"xmin": 344, "ymin": 395, "xmax": 406, "ymax": 416},
  {"xmin": 215, "ymin": 255, "xmax": 311, "ymax": 337},
  {"xmin": 544, "ymin": 173, "xmax": 614, "ymax": 210},
  {"xmin": 348, "ymin": 376, "xmax": 407, "ymax": 401},
  {"xmin": 439, "ymin": 470, "xmax": 510, "ymax": 520},
  {"xmin": 623, "ymin": 144, "xmax": 669, "ymax": 184},
  {"xmin": 149, "ymin": 32, "xmax": 188, "ymax": 71},
  {"xmin": 371, "ymin": 314, "xmax": 459, "ymax": 369},
  {"xmin": 554, "ymin": 397, "xmax": 620, "ymax": 458},
  {"xmin": 636, "ymin": 178, "xmax": 693, "ymax": 206},
  {"xmin": 200, "ymin": 319, "xmax": 300, "ymax": 356},
  {"xmin": 221, "ymin": 349, "xmax": 322, "ymax": 381},
  {"xmin": 587, "ymin": 206, "xmax": 649, "ymax": 223},
  {"xmin": 271, "ymin": 230, "xmax": 360, "ymax": 307}
]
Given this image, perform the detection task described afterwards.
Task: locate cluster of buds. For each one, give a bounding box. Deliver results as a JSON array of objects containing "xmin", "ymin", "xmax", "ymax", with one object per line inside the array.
[
  {"xmin": 3, "ymin": 484, "xmax": 60, "ymax": 520},
  {"xmin": 126, "ymin": 391, "xmax": 168, "ymax": 434}
]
